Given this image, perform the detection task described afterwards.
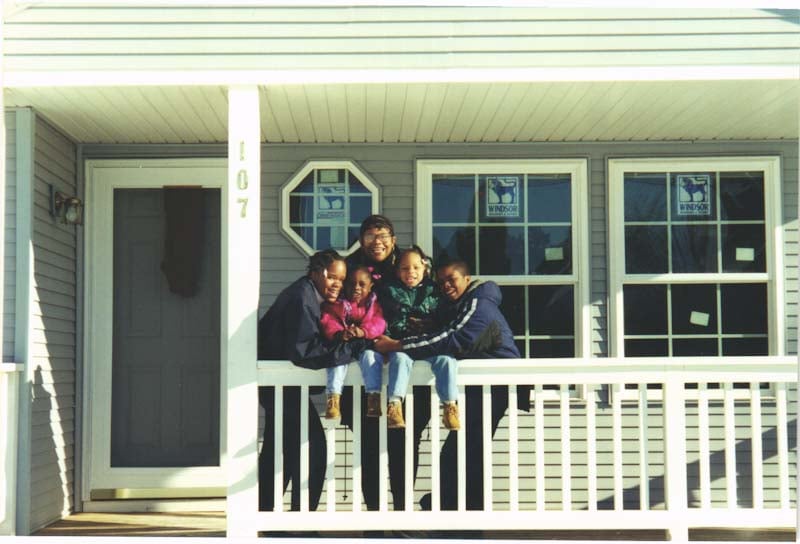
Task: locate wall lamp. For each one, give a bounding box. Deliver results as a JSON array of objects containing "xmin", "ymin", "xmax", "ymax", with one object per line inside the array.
[{"xmin": 49, "ymin": 184, "xmax": 83, "ymax": 225}]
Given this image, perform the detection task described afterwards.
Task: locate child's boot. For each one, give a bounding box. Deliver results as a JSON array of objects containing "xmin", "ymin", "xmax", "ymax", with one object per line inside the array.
[
  {"xmin": 442, "ymin": 402, "xmax": 460, "ymax": 430},
  {"xmin": 325, "ymin": 393, "xmax": 341, "ymax": 419},
  {"xmin": 366, "ymin": 392, "xmax": 382, "ymax": 417},
  {"xmin": 387, "ymin": 400, "xmax": 405, "ymax": 429}
]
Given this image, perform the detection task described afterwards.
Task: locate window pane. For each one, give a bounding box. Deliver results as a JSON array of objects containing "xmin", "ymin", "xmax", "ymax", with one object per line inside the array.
[
  {"xmin": 671, "ymin": 224, "xmax": 717, "ymax": 273},
  {"xmin": 530, "ymin": 339, "xmax": 574, "ymax": 358},
  {"xmin": 479, "ymin": 174, "xmax": 525, "ymax": 223},
  {"xmin": 671, "ymin": 172, "xmax": 716, "ymax": 221},
  {"xmin": 349, "ymin": 196, "xmax": 372, "ymax": 225},
  {"xmin": 673, "ymin": 338, "xmax": 718, "ymax": 356},
  {"xmin": 289, "ymin": 195, "xmax": 314, "ymax": 223},
  {"xmin": 720, "ymin": 172, "xmax": 764, "ymax": 220},
  {"xmin": 499, "ymin": 285, "xmax": 526, "ymax": 336},
  {"xmin": 317, "ymin": 226, "xmax": 348, "ymax": 250},
  {"xmin": 624, "ymin": 173, "xmax": 667, "ymax": 221},
  {"xmin": 528, "ymin": 226, "xmax": 572, "ymax": 275},
  {"xmin": 671, "ymin": 284, "xmax": 717, "ymax": 335},
  {"xmin": 295, "ymin": 172, "xmax": 315, "ymax": 192},
  {"xmin": 295, "ymin": 226, "xmax": 314, "ymax": 248},
  {"xmin": 514, "ymin": 339, "xmax": 527, "ymax": 358},
  {"xmin": 349, "ymin": 175, "xmax": 370, "ymax": 193},
  {"xmin": 479, "ymin": 226, "xmax": 525, "ymax": 275},
  {"xmin": 528, "ymin": 175, "xmax": 571, "ymax": 223},
  {"xmin": 433, "ymin": 226, "xmax": 475, "ymax": 273},
  {"xmin": 722, "ymin": 338, "xmax": 768, "ymax": 356},
  {"xmin": 433, "ymin": 175, "xmax": 475, "ymax": 223},
  {"xmin": 625, "ymin": 339, "xmax": 668, "ymax": 357},
  {"xmin": 721, "ymin": 283, "xmax": 767, "ymax": 334},
  {"xmin": 721, "ymin": 224, "xmax": 766, "ymax": 273},
  {"xmin": 347, "ymin": 226, "xmax": 361, "ymax": 248},
  {"xmin": 625, "ymin": 225, "xmax": 668, "ymax": 273},
  {"xmin": 624, "ymin": 284, "xmax": 667, "ymax": 335},
  {"xmin": 529, "ymin": 285, "xmax": 574, "ymax": 335}
]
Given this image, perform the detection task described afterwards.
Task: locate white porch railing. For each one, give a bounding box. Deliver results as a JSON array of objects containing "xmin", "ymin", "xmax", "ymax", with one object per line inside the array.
[
  {"xmin": 0, "ymin": 362, "xmax": 23, "ymax": 536},
  {"xmin": 231, "ymin": 356, "xmax": 797, "ymax": 539}
]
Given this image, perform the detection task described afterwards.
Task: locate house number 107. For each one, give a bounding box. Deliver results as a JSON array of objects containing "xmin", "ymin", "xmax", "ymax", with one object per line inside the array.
[{"xmin": 237, "ymin": 140, "xmax": 249, "ymax": 218}]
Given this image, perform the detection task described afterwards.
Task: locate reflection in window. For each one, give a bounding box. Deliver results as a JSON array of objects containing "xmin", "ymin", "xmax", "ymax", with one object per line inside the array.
[{"xmin": 499, "ymin": 284, "xmax": 575, "ymax": 358}]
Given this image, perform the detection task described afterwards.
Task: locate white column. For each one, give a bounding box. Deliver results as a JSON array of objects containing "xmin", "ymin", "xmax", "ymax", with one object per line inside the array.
[{"xmin": 225, "ymin": 86, "xmax": 261, "ymax": 538}]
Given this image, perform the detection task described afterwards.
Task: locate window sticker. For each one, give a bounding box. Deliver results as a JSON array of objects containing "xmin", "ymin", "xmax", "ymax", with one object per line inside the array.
[
  {"xmin": 486, "ymin": 175, "xmax": 521, "ymax": 218},
  {"xmin": 736, "ymin": 247, "xmax": 755, "ymax": 262},
  {"xmin": 316, "ymin": 174, "xmax": 346, "ymax": 226},
  {"xmin": 689, "ymin": 311, "xmax": 710, "ymax": 327},
  {"xmin": 676, "ymin": 174, "xmax": 712, "ymax": 216},
  {"xmin": 545, "ymin": 247, "xmax": 564, "ymax": 261}
]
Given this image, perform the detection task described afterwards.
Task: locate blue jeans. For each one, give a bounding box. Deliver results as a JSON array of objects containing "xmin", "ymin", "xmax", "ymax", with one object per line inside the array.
[
  {"xmin": 326, "ymin": 349, "xmax": 383, "ymax": 395},
  {"xmin": 387, "ymin": 352, "xmax": 458, "ymax": 402}
]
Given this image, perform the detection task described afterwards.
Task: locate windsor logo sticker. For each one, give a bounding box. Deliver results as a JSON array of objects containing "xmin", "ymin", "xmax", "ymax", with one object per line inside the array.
[
  {"xmin": 676, "ymin": 174, "xmax": 711, "ymax": 216},
  {"xmin": 486, "ymin": 176, "xmax": 521, "ymax": 218}
]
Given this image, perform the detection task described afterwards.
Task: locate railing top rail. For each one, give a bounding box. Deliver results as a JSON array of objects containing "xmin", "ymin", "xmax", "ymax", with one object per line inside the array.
[
  {"xmin": 0, "ymin": 362, "xmax": 24, "ymax": 373},
  {"xmin": 256, "ymin": 356, "xmax": 797, "ymax": 387}
]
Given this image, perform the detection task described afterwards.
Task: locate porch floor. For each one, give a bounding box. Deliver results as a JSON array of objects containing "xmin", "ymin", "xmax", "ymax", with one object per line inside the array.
[{"xmin": 32, "ymin": 512, "xmax": 796, "ymax": 541}]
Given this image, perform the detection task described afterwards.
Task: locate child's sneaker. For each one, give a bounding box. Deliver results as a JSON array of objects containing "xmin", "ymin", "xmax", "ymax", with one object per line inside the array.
[
  {"xmin": 366, "ymin": 392, "xmax": 382, "ymax": 417},
  {"xmin": 387, "ymin": 401, "xmax": 405, "ymax": 429},
  {"xmin": 326, "ymin": 393, "xmax": 341, "ymax": 419},
  {"xmin": 442, "ymin": 402, "xmax": 460, "ymax": 430}
]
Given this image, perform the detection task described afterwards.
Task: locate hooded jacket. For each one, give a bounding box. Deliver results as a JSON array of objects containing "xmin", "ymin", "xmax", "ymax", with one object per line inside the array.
[
  {"xmin": 381, "ymin": 277, "xmax": 442, "ymax": 339},
  {"xmin": 257, "ymin": 276, "xmax": 364, "ymax": 370},
  {"xmin": 401, "ymin": 279, "xmax": 519, "ymax": 361}
]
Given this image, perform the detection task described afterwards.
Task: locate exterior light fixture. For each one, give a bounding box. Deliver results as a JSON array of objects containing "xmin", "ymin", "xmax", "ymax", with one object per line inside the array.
[{"xmin": 49, "ymin": 184, "xmax": 83, "ymax": 225}]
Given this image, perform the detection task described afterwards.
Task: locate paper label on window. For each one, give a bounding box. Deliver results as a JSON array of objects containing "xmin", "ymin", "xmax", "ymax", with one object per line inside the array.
[
  {"xmin": 676, "ymin": 174, "xmax": 712, "ymax": 216},
  {"xmin": 485, "ymin": 175, "xmax": 521, "ymax": 218},
  {"xmin": 690, "ymin": 311, "xmax": 710, "ymax": 327},
  {"xmin": 545, "ymin": 247, "xmax": 564, "ymax": 261},
  {"xmin": 319, "ymin": 169, "xmax": 340, "ymax": 184},
  {"xmin": 736, "ymin": 247, "xmax": 755, "ymax": 262}
]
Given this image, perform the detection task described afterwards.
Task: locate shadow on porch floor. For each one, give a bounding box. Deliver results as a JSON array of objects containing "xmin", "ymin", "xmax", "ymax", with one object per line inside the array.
[{"xmin": 33, "ymin": 513, "xmax": 796, "ymax": 541}]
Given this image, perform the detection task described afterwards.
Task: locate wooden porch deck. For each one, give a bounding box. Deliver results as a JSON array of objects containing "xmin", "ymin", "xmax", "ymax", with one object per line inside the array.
[{"xmin": 32, "ymin": 512, "xmax": 796, "ymax": 540}]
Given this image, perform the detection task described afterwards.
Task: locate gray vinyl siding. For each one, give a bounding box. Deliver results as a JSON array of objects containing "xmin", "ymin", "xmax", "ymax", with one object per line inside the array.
[
  {"xmin": 4, "ymin": 8, "xmax": 798, "ymax": 73},
  {"xmin": 4, "ymin": 112, "xmax": 17, "ymax": 363},
  {"xmin": 28, "ymin": 117, "xmax": 77, "ymax": 532}
]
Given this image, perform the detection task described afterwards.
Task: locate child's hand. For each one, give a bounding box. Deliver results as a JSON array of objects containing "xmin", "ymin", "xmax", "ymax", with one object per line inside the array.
[
  {"xmin": 350, "ymin": 326, "xmax": 366, "ymax": 338},
  {"xmin": 340, "ymin": 329, "xmax": 354, "ymax": 342},
  {"xmin": 407, "ymin": 316, "xmax": 435, "ymax": 334}
]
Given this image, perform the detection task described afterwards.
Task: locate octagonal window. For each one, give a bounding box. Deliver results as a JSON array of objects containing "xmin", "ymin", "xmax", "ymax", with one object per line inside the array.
[{"xmin": 281, "ymin": 160, "xmax": 380, "ymax": 255}]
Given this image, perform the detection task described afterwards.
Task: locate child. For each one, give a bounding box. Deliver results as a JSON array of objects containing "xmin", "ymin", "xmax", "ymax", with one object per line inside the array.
[
  {"xmin": 382, "ymin": 246, "xmax": 460, "ymax": 430},
  {"xmin": 320, "ymin": 265, "xmax": 386, "ymax": 420}
]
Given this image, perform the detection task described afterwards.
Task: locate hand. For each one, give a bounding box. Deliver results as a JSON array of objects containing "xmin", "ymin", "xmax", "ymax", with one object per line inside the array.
[
  {"xmin": 407, "ymin": 316, "xmax": 434, "ymax": 334},
  {"xmin": 340, "ymin": 329, "xmax": 354, "ymax": 342},
  {"xmin": 350, "ymin": 326, "xmax": 366, "ymax": 338},
  {"xmin": 373, "ymin": 335, "xmax": 402, "ymax": 354}
]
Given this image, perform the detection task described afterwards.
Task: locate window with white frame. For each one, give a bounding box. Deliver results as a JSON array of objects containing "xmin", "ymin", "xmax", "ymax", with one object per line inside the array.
[
  {"xmin": 416, "ymin": 159, "xmax": 590, "ymax": 364},
  {"xmin": 609, "ymin": 157, "xmax": 784, "ymax": 364},
  {"xmin": 280, "ymin": 160, "xmax": 380, "ymax": 256}
]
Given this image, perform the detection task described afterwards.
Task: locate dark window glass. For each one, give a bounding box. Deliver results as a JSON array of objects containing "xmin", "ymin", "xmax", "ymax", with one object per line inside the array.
[
  {"xmin": 316, "ymin": 226, "xmax": 349, "ymax": 250},
  {"xmin": 499, "ymin": 285, "xmax": 526, "ymax": 336},
  {"xmin": 625, "ymin": 226, "xmax": 668, "ymax": 273},
  {"xmin": 349, "ymin": 175, "xmax": 369, "ymax": 193},
  {"xmin": 721, "ymin": 283, "xmax": 768, "ymax": 334},
  {"xmin": 721, "ymin": 224, "xmax": 766, "ymax": 273},
  {"xmin": 529, "ymin": 285, "xmax": 574, "ymax": 335},
  {"xmin": 671, "ymin": 284, "xmax": 717, "ymax": 335},
  {"xmin": 479, "ymin": 226, "xmax": 525, "ymax": 275},
  {"xmin": 529, "ymin": 226, "xmax": 572, "ymax": 275},
  {"xmin": 479, "ymin": 174, "xmax": 525, "ymax": 223},
  {"xmin": 295, "ymin": 172, "xmax": 315, "ymax": 192},
  {"xmin": 624, "ymin": 284, "xmax": 667, "ymax": 335},
  {"xmin": 625, "ymin": 339, "xmax": 668, "ymax": 357},
  {"xmin": 349, "ymin": 196, "xmax": 372, "ymax": 225},
  {"xmin": 433, "ymin": 226, "xmax": 476, "ymax": 273},
  {"xmin": 673, "ymin": 338, "xmax": 718, "ymax": 356},
  {"xmin": 514, "ymin": 339, "xmax": 527, "ymax": 357},
  {"xmin": 624, "ymin": 173, "xmax": 667, "ymax": 221},
  {"xmin": 530, "ymin": 339, "xmax": 574, "ymax": 358},
  {"xmin": 719, "ymin": 172, "xmax": 764, "ymax": 220},
  {"xmin": 289, "ymin": 195, "xmax": 314, "ymax": 223},
  {"xmin": 528, "ymin": 176, "xmax": 571, "ymax": 223},
  {"xmin": 671, "ymin": 224, "xmax": 718, "ymax": 273},
  {"xmin": 348, "ymin": 227, "xmax": 361, "ymax": 249},
  {"xmin": 671, "ymin": 172, "xmax": 716, "ymax": 221},
  {"xmin": 722, "ymin": 338, "xmax": 768, "ymax": 356},
  {"xmin": 433, "ymin": 175, "xmax": 475, "ymax": 223},
  {"xmin": 296, "ymin": 226, "xmax": 314, "ymax": 248}
]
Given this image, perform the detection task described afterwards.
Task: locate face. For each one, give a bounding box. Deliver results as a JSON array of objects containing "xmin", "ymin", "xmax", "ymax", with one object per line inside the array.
[
  {"xmin": 345, "ymin": 269, "xmax": 374, "ymax": 304},
  {"xmin": 436, "ymin": 265, "xmax": 471, "ymax": 301},
  {"xmin": 310, "ymin": 260, "xmax": 346, "ymax": 303},
  {"xmin": 397, "ymin": 251, "xmax": 426, "ymax": 289},
  {"xmin": 360, "ymin": 227, "xmax": 396, "ymax": 264}
]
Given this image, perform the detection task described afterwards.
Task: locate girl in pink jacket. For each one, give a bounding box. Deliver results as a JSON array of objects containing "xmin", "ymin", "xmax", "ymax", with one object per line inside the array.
[{"xmin": 320, "ymin": 265, "xmax": 386, "ymax": 420}]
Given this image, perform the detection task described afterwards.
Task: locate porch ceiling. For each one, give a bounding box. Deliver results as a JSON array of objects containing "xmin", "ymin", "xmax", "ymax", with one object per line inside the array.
[{"xmin": 4, "ymin": 79, "xmax": 798, "ymax": 145}]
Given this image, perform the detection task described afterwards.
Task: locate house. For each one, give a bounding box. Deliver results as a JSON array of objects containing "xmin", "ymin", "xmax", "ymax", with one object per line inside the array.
[{"xmin": 1, "ymin": 1, "xmax": 797, "ymax": 538}]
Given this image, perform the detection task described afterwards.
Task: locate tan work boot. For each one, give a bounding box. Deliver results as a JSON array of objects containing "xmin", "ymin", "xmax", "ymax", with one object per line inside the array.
[
  {"xmin": 366, "ymin": 392, "xmax": 382, "ymax": 417},
  {"xmin": 387, "ymin": 400, "xmax": 406, "ymax": 429},
  {"xmin": 442, "ymin": 402, "xmax": 460, "ymax": 430},
  {"xmin": 325, "ymin": 393, "xmax": 341, "ymax": 419}
]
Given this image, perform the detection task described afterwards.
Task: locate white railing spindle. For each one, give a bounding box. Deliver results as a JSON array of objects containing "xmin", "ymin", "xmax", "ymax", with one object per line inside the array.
[
  {"xmin": 698, "ymin": 383, "xmax": 711, "ymax": 510},
  {"xmin": 482, "ymin": 385, "xmax": 492, "ymax": 512},
  {"xmin": 775, "ymin": 382, "xmax": 789, "ymax": 510},
  {"xmin": 750, "ymin": 382, "xmax": 763, "ymax": 509},
  {"xmin": 378, "ymin": 388, "xmax": 388, "ymax": 512},
  {"xmin": 274, "ymin": 386, "xmax": 284, "ymax": 513},
  {"xmin": 430, "ymin": 386, "xmax": 440, "ymax": 511},
  {"xmin": 723, "ymin": 382, "xmax": 737, "ymax": 508},
  {"xmin": 352, "ymin": 390, "xmax": 362, "ymax": 512},
  {"xmin": 612, "ymin": 383, "xmax": 623, "ymax": 511},
  {"xmin": 586, "ymin": 385, "xmax": 598, "ymax": 511},
  {"xmin": 404, "ymin": 389, "xmax": 414, "ymax": 511},
  {"xmin": 508, "ymin": 385, "xmax": 519, "ymax": 512},
  {"xmin": 457, "ymin": 386, "xmax": 467, "ymax": 512},
  {"xmin": 637, "ymin": 384, "xmax": 649, "ymax": 510},
  {"xmin": 300, "ymin": 385, "xmax": 310, "ymax": 512},
  {"xmin": 560, "ymin": 384, "xmax": 571, "ymax": 511},
  {"xmin": 534, "ymin": 384, "xmax": 545, "ymax": 511},
  {"xmin": 326, "ymin": 423, "xmax": 336, "ymax": 512}
]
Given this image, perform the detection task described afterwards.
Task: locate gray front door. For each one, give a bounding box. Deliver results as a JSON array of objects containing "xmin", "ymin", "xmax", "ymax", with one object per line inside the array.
[{"xmin": 110, "ymin": 188, "xmax": 220, "ymax": 467}]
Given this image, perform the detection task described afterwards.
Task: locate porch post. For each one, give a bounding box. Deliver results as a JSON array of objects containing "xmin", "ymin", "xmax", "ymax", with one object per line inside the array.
[
  {"xmin": 663, "ymin": 376, "xmax": 688, "ymax": 541},
  {"xmin": 224, "ymin": 86, "xmax": 260, "ymax": 538}
]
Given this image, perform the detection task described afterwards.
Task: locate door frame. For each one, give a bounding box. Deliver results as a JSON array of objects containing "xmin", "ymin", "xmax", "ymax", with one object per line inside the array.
[{"xmin": 82, "ymin": 158, "xmax": 228, "ymax": 504}]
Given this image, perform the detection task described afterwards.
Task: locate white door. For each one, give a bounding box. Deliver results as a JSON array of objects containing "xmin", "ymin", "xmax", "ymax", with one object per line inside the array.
[{"xmin": 84, "ymin": 159, "xmax": 228, "ymax": 500}]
